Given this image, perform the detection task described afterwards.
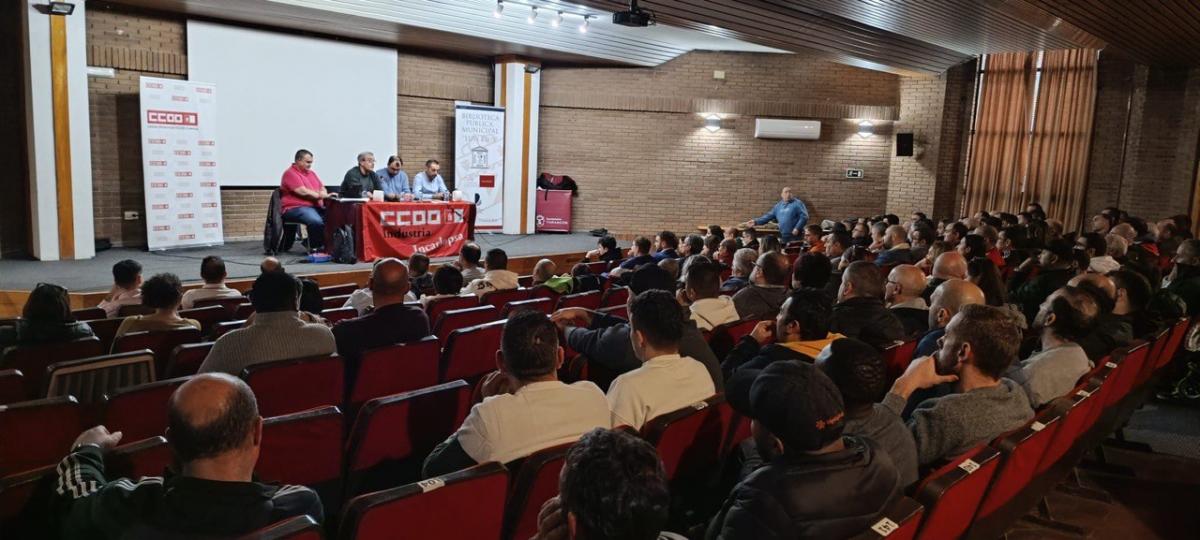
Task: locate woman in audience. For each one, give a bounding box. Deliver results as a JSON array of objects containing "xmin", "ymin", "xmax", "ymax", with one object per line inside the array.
[
  {"xmin": 958, "ymin": 233, "xmax": 988, "ymax": 262},
  {"xmin": 113, "ymin": 273, "xmax": 201, "ymax": 343},
  {"xmin": 0, "ymin": 283, "xmax": 95, "ymax": 352},
  {"xmin": 420, "ymin": 265, "xmax": 465, "ymax": 308},
  {"xmin": 968, "ymin": 257, "xmax": 1008, "ymax": 308},
  {"xmin": 759, "ymin": 234, "xmax": 781, "ymax": 255}
]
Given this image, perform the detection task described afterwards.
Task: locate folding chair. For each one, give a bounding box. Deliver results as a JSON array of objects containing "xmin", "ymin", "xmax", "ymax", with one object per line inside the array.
[
  {"xmin": 480, "ymin": 288, "xmax": 530, "ymax": 312},
  {"xmin": 339, "ymin": 463, "xmax": 507, "ymax": 540},
  {"xmin": 707, "ymin": 319, "xmax": 768, "ymax": 359},
  {"xmin": 242, "ymin": 354, "xmax": 344, "ymax": 417},
  {"xmin": 849, "ymin": 496, "xmax": 924, "ymax": 540},
  {"xmin": 503, "ymin": 442, "xmax": 573, "ymax": 540},
  {"xmin": 347, "ymin": 336, "xmax": 441, "ymax": 419},
  {"xmin": 103, "ymin": 377, "xmax": 190, "ymax": 443},
  {"xmin": 500, "ymin": 297, "xmax": 554, "ymax": 318},
  {"xmin": 433, "ymin": 306, "xmax": 499, "ymax": 344},
  {"xmin": 440, "ymin": 320, "xmax": 506, "ymax": 384},
  {"xmin": 640, "ymin": 395, "xmax": 729, "ymax": 482},
  {"xmin": 526, "ymin": 285, "xmax": 560, "ymax": 305},
  {"xmin": 44, "ymin": 349, "xmax": 157, "ymax": 404},
  {"xmin": 912, "ymin": 445, "xmax": 1000, "ymax": 540},
  {"xmin": 165, "ymin": 342, "xmax": 214, "ymax": 378},
  {"xmin": 966, "ymin": 408, "xmax": 1065, "ymax": 540},
  {"xmin": 0, "ymin": 396, "xmax": 85, "ymax": 476},
  {"xmin": 426, "ymin": 295, "xmax": 481, "ymax": 329},
  {"xmin": 112, "ymin": 327, "xmax": 203, "ymax": 375},
  {"xmin": 2, "ymin": 337, "xmax": 103, "ymax": 401},
  {"xmin": 259, "ymin": 406, "xmax": 344, "ymax": 513}
]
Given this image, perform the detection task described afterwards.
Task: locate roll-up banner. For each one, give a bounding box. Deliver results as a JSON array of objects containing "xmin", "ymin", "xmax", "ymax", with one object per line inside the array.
[{"xmin": 454, "ymin": 103, "xmax": 505, "ymax": 231}]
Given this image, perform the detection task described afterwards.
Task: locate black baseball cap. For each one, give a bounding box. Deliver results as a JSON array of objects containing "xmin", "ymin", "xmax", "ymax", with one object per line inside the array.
[
  {"xmin": 727, "ymin": 360, "xmax": 845, "ymax": 452},
  {"xmin": 1043, "ymin": 238, "xmax": 1074, "ymax": 260}
]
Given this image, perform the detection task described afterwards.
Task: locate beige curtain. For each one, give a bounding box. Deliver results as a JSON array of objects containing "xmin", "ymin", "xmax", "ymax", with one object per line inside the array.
[
  {"xmin": 1024, "ymin": 49, "xmax": 1098, "ymax": 230},
  {"xmin": 962, "ymin": 52, "xmax": 1035, "ymax": 217}
]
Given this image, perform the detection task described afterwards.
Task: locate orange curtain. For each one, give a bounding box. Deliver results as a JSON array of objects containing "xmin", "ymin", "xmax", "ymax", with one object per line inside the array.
[
  {"xmin": 962, "ymin": 52, "xmax": 1035, "ymax": 217},
  {"xmin": 1024, "ymin": 49, "xmax": 1098, "ymax": 230}
]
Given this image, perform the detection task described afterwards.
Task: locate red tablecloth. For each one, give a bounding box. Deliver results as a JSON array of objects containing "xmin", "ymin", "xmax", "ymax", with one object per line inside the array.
[{"xmin": 325, "ymin": 200, "xmax": 476, "ymax": 262}]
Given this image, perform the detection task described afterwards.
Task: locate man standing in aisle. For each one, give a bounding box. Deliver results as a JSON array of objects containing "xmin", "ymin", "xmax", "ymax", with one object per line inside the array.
[
  {"xmin": 375, "ymin": 155, "xmax": 412, "ymax": 201},
  {"xmin": 413, "ymin": 159, "xmax": 450, "ymax": 200},
  {"xmin": 744, "ymin": 187, "xmax": 809, "ymax": 243},
  {"xmin": 280, "ymin": 149, "xmax": 334, "ymax": 254}
]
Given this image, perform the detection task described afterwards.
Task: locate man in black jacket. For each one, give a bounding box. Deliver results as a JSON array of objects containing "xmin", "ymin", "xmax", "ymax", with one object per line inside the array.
[
  {"xmin": 708, "ymin": 361, "xmax": 902, "ymax": 539},
  {"xmin": 731, "ymin": 251, "xmax": 790, "ymax": 320},
  {"xmin": 722, "ymin": 288, "xmax": 842, "ymax": 379},
  {"xmin": 1008, "ymin": 239, "xmax": 1076, "ymax": 324},
  {"xmin": 830, "ymin": 261, "xmax": 906, "ymax": 350},
  {"xmin": 54, "ymin": 374, "xmax": 323, "ymax": 538}
]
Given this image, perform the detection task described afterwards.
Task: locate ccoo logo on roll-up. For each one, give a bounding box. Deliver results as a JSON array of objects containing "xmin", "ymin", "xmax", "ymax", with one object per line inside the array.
[{"xmin": 146, "ymin": 110, "xmax": 199, "ymax": 126}]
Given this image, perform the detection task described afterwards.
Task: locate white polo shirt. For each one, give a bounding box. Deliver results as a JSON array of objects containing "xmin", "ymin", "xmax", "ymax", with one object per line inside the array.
[
  {"xmin": 607, "ymin": 354, "xmax": 717, "ymax": 430},
  {"xmin": 457, "ymin": 380, "xmax": 611, "ymax": 465}
]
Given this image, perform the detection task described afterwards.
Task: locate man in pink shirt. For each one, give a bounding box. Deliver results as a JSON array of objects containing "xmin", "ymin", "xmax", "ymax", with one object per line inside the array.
[{"xmin": 281, "ymin": 149, "xmax": 334, "ymax": 253}]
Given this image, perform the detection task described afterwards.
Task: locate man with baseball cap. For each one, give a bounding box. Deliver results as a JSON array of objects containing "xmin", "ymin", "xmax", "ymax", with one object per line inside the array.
[
  {"xmin": 708, "ymin": 361, "xmax": 902, "ymax": 539},
  {"xmin": 1009, "ymin": 238, "xmax": 1076, "ymax": 324}
]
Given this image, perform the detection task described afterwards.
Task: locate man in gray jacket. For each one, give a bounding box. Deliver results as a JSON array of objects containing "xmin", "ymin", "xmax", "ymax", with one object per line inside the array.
[{"xmin": 1006, "ymin": 285, "xmax": 1096, "ymax": 408}]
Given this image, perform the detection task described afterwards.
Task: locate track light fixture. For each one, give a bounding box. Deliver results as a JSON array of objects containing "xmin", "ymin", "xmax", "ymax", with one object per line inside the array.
[
  {"xmin": 580, "ymin": 15, "xmax": 590, "ymax": 33},
  {"xmin": 527, "ymin": 6, "xmax": 537, "ymax": 23},
  {"xmin": 493, "ymin": 0, "xmax": 504, "ymax": 18}
]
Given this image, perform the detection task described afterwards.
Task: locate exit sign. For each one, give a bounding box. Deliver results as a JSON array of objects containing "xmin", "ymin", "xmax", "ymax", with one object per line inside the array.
[{"xmin": 846, "ymin": 169, "xmax": 864, "ymax": 179}]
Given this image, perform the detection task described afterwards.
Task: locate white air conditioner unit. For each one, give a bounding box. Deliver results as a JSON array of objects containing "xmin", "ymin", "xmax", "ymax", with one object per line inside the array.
[{"xmin": 754, "ymin": 119, "xmax": 821, "ymax": 140}]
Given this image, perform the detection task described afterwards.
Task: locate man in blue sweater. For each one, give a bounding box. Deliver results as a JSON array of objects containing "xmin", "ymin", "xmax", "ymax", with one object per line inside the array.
[{"xmin": 744, "ymin": 187, "xmax": 809, "ymax": 243}]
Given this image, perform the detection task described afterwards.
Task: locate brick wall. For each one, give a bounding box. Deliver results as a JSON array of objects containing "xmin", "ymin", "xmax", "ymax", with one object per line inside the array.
[
  {"xmin": 0, "ymin": 0, "xmax": 28, "ymax": 257},
  {"xmin": 1084, "ymin": 53, "xmax": 1136, "ymax": 217}
]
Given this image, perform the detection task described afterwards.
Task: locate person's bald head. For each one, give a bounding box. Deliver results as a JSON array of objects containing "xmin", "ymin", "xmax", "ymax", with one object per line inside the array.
[
  {"xmin": 1034, "ymin": 286, "xmax": 1098, "ymax": 342},
  {"xmin": 839, "ymin": 261, "xmax": 884, "ymax": 302},
  {"xmin": 885, "ymin": 265, "xmax": 926, "ymax": 305},
  {"xmin": 1069, "ymin": 273, "xmax": 1116, "ymax": 303},
  {"xmin": 753, "ymin": 252, "xmax": 790, "ymax": 287},
  {"xmin": 928, "ymin": 279, "xmax": 985, "ymax": 329},
  {"xmin": 932, "ymin": 252, "xmax": 968, "ymax": 280},
  {"xmin": 369, "ymin": 258, "xmax": 411, "ymax": 305},
  {"xmin": 260, "ymin": 256, "xmax": 283, "ymax": 274},
  {"xmin": 167, "ymin": 373, "xmax": 262, "ymax": 467},
  {"xmin": 1110, "ymin": 223, "xmax": 1136, "ymax": 243}
]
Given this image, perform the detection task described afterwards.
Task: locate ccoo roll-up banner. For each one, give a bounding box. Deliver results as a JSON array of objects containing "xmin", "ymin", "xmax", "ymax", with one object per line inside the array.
[
  {"xmin": 138, "ymin": 76, "xmax": 224, "ymax": 250},
  {"xmin": 454, "ymin": 103, "xmax": 505, "ymax": 231}
]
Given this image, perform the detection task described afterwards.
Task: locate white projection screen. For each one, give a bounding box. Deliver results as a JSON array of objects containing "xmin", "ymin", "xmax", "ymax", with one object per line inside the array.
[{"xmin": 187, "ymin": 21, "xmax": 398, "ymax": 187}]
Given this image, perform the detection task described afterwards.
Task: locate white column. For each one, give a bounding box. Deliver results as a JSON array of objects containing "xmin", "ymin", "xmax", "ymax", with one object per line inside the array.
[
  {"xmin": 493, "ymin": 59, "xmax": 541, "ymax": 235},
  {"xmin": 19, "ymin": 1, "xmax": 95, "ymax": 260}
]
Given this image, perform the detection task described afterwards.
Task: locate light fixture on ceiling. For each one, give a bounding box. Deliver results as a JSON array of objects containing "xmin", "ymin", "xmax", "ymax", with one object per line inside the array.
[
  {"xmin": 857, "ymin": 120, "xmax": 874, "ymax": 138},
  {"xmin": 527, "ymin": 6, "xmax": 537, "ymax": 23},
  {"xmin": 493, "ymin": 0, "xmax": 504, "ymax": 18},
  {"xmin": 552, "ymin": 11, "xmax": 563, "ymax": 27},
  {"xmin": 705, "ymin": 114, "xmax": 722, "ymax": 133},
  {"xmin": 48, "ymin": 2, "xmax": 76, "ymax": 15},
  {"xmin": 579, "ymin": 15, "xmax": 590, "ymax": 33}
]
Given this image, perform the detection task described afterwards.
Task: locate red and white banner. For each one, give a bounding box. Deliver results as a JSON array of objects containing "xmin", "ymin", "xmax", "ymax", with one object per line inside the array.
[
  {"xmin": 139, "ymin": 76, "xmax": 223, "ymax": 250},
  {"xmin": 455, "ymin": 104, "xmax": 505, "ymax": 230},
  {"xmin": 360, "ymin": 202, "xmax": 474, "ymax": 261}
]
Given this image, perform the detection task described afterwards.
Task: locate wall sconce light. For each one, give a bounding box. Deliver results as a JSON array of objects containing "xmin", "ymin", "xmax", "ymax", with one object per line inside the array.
[
  {"xmin": 47, "ymin": 2, "xmax": 76, "ymax": 15},
  {"xmin": 857, "ymin": 120, "xmax": 874, "ymax": 138},
  {"xmin": 705, "ymin": 114, "xmax": 723, "ymax": 132}
]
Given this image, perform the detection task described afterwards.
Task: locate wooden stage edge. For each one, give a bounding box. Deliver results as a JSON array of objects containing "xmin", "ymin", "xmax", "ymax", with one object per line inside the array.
[{"xmin": 0, "ymin": 250, "xmax": 590, "ymax": 319}]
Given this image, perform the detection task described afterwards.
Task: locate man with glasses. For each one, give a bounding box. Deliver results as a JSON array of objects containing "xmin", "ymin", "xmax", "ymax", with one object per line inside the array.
[{"xmin": 340, "ymin": 151, "xmax": 382, "ymax": 199}]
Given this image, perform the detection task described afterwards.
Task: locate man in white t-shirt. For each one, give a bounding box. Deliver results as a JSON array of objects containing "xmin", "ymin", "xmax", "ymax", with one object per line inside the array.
[
  {"xmin": 681, "ymin": 260, "xmax": 739, "ymax": 331},
  {"xmin": 422, "ymin": 310, "xmax": 611, "ymax": 478},
  {"xmin": 181, "ymin": 256, "xmax": 244, "ymax": 309},
  {"xmin": 608, "ymin": 290, "xmax": 716, "ymax": 430}
]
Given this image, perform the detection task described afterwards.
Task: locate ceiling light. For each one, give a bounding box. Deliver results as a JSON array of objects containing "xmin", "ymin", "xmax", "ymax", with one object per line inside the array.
[
  {"xmin": 579, "ymin": 15, "xmax": 589, "ymax": 33},
  {"xmin": 493, "ymin": 0, "xmax": 504, "ymax": 18},
  {"xmin": 705, "ymin": 114, "xmax": 722, "ymax": 133},
  {"xmin": 857, "ymin": 120, "xmax": 874, "ymax": 138},
  {"xmin": 552, "ymin": 11, "xmax": 563, "ymax": 27},
  {"xmin": 48, "ymin": 2, "xmax": 76, "ymax": 15},
  {"xmin": 527, "ymin": 6, "xmax": 537, "ymax": 23}
]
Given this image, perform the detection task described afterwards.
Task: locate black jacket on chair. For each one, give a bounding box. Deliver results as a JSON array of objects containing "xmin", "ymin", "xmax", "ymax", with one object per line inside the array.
[{"xmin": 830, "ymin": 297, "xmax": 906, "ymax": 350}]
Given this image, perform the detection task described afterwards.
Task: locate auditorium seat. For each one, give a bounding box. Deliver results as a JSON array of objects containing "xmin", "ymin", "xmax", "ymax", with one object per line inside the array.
[
  {"xmin": 0, "ymin": 370, "xmax": 24, "ymax": 406},
  {"xmin": 517, "ymin": 275, "xmax": 533, "ymax": 288},
  {"xmin": 178, "ymin": 305, "xmax": 232, "ymax": 334},
  {"xmin": 323, "ymin": 307, "xmax": 358, "ymax": 325},
  {"xmin": 0, "ymin": 464, "xmax": 56, "ymax": 534},
  {"xmin": 597, "ymin": 304, "xmax": 628, "ymax": 320},
  {"xmin": 720, "ymin": 402, "xmax": 753, "ymax": 457},
  {"xmin": 584, "ymin": 261, "xmax": 608, "ymax": 274},
  {"xmin": 239, "ymin": 515, "xmax": 323, "ymax": 540},
  {"xmin": 1133, "ymin": 327, "xmax": 1171, "ymax": 389},
  {"xmin": 44, "ymin": 349, "xmax": 157, "ymax": 404},
  {"xmin": 103, "ymin": 377, "xmax": 190, "ymax": 443},
  {"xmin": 71, "ymin": 307, "xmax": 107, "ymax": 320},
  {"xmin": 320, "ymin": 283, "xmax": 359, "ymax": 297},
  {"xmin": 912, "ymin": 445, "xmax": 1000, "ymax": 540},
  {"xmin": 882, "ymin": 340, "xmax": 919, "ymax": 382},
  {"xmin": 481, "ymin": 288, "xmax": 530, "ymax": 312},
  {"xmin": 165, "ymin": 342, "xmax": 214, "ymax": 378},
  {"xmin": 503, "ymin": 442, "xmax": 573, "ymax": 540},
  {"xmin": 192, "ymin": 296, "xmax": 250, "ymax": 318},
  {"xmin": 211, "ymin": 319, "xmax": 246, "ymax": 339},
  {"xmin": 2, "ymin": 337, "xmax": 103, "ymax": 401},
  {"xmin": 259, "ymin": 406, "xmax": 344, "ymax": 512},
  {"xmin": 83, "ymin": 317, "xmax": 125, "ymax": 353},
  {"xmin": 426, "ymin": 295, "xmax": 481, "ymax": 328},
  {"xmin": 344, "ymin": 380, "xmax": 472, "ymax": 497},
  {"xmin": 236, "ymin": 303, "xmax": 256, "ymax": 320},
  {"xmin": 118, "ymin": 304, "xmax": 156, "ymax": 317},
  {"xmin": 339, "ymin": 463, "xmax": 508, "ymax": 540},
  {"xmin": 440, "ymin": 320, "xmax": 506, "ymax": 384},
  {"xmin": 640, "ymin": 395, "xmax": 728, "ymax": 482},
  {"xmin": 707, "ymin": 319, "xmax": 768, "ymax": 359},
  {"xmin": 0, "ymin": 396, "xmax": 85, "ymax": 476},
  {"xmin": 433, "ymin": 305, "xmax": 498, "ymax": 345},
  {"xmin": 107, "ymin": 436, "xmax": 172, "ymax": 480},
  {"xmin": 527, "ymin": 285, "xmax": 560, "ymax": 304},
  {"xmin": 323, "ymin": 294, "xmax": 353, "ymax": 310},
  {"xmin": 347, "ymin": 336, "xmax": 440, "ymax": 419},
  {"xmin": 967, "ymin": 407, "xmax": 1065, "ymax": 539},
  {"xmin": 557, "ymin": 290, "xmax": 601, "ymax": 311},
  {"xmin": 1037, "ymin": 381, "xmax": 1102, "ymax": 476},
  {"xmin": 112, "ymin": 327, "xmax": 203, "ymax": 375},
  {"xmin": 500, "ymin": 297, "xmax": 554, "ymax": 318},
  {"xmin": 241, "ymin": 354, "xmax": 344, "ymax": 417},
  {"xmin": 1102, "ymin": 342, "xmax": 1150, "ymax": 410},
  {"xmin": 1152, "ymin": 317, "xmax": 1190, "ymax": 374},
  {"xmin": 849, "ymin": 496, "xmax": 924, "ymax": 540},
  {"xmin": 600, "ymin": 286, "xmax": 629, "ymax": 308}
]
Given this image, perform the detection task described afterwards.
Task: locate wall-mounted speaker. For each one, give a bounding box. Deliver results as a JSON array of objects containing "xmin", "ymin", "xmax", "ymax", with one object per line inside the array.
[{"xmin": 896, "ymin": 133, "xmax": 914, "ymax": 157}]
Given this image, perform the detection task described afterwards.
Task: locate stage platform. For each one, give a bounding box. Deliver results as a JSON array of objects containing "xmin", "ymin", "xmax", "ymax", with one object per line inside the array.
[{"xmin": 0, "ymin": 233, "xmax": 606, "ymax": 292}]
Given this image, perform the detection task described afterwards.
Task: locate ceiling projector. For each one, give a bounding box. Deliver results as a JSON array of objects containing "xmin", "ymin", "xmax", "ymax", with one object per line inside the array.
[{"xmin": 612, "ymin": 0, "xmax": 654, "ymax": 27}]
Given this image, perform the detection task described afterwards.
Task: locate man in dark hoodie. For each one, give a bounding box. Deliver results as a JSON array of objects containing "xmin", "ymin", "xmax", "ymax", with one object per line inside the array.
[
  {"xmin": 830, "ymin": 261, "xmax": 906, "ymax": 350},
  {"xmin": 722, "ymin": 288, "xmax": 843, "ymax": 379},
  {"xmin": 1008, "ymin": 238, "xmax": 1076, "ymax": 324}
]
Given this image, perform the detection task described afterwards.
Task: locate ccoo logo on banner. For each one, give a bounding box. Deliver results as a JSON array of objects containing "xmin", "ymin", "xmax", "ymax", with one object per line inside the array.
[{"xmin": 139, "ymin": 76, "xmax": 224, "ymax": 251}]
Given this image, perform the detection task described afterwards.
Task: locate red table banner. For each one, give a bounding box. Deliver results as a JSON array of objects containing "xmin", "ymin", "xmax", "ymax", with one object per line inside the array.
[{"xmin": 359, "ymin": 201, "xmax": 475, "ymax": 261}]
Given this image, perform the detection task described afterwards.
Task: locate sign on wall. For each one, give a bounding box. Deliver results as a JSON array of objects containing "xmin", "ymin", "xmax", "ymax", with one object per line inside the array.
[
  {"xmin": 454, "ymin": 104, "xmax": 505, "ymax": 231},
  {"xmin": 138, "ymin": 76, "xmax": 224, "ymax": 250}
]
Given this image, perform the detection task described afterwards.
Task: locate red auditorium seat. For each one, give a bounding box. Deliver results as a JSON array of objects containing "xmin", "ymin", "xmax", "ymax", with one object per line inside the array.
[
  {"xmin": 259, "ymin": 406, "xmax": 344, "ymax": 511},
  {"xmin": 339, "ymin": 463, "xmax": 508, "ymax": 540},
  {"xmin": 165, "ymin": 342, "xmax": 214, "ymax": 378},
  {"xmin": 557, "ymin": 290, "xmax": 601, "ymax": 311},
  {"xmin": 83, "ymin": 317, "xmax": 124, "ymax": 353},
  {"xmin": 440, "ymin": 320, "xmax": 506, "ymax": 384},
  {"xmin": 320, "ymin": 283, "xmax": 359, "ymax": 297},
  {"xmin": 721, "ymin": 402, "xmax": 753, "ymax": 457},
  {"xmin": 112, "ymin": 327, "xmax": 203, "ymax": 375},
  {"xmin": 0, "ymin": 464, "xmax": 56, "ymax": 534},
  {"xmin": 1037, "ymin": 381, "xmax": 1102, "ymax": 475},
  {"xmin": 433, "ymin": 305, "xmax": 498, "ymax": 344},
  {"xmin": 517, "ymin": 275, "xmax": 533, "ymax": 288},
  {"xmin": 2, "ymin": 337, "xmax": 103, "ymax": 401},
  {"xmin": 344, "ymin": 380, "xmax": 472, "ymax": 497},
  {"xmin": 1133, "ymin": 327, "xmax": 1171, "ymax": 389},
  {"xmin": 707, "ymin": 319, "xmax": 768, "ymax": 359},
  {"xmin": 103, "ymin": 377, "xmax": 190, "ymax": 443},
  {"xmin": 118, "ymin": 304, "xmax": 156, "ymax": 317},
  {"xmin": 107, "ymin": 436, "xmax": 172, "ymax": 480},
  {"xmin": 44, "ymin": 349, "xmax": 157, "ymax": 404},
  {"xmin": 241, "ymin": 354, "xmax": 344, "ymax": 417},
  {"xmin": 1102, "ymin": 342, "xmax": 1150, "ymax": 409},
  {"xmin": 0, "ymin": 370, "xmax": 24, "ymax": 406},
  {"xmin": 236, "ymin": 303, "xmax": 256, "ymax": 320},
  {"xmin": 192, "ymin": 296, "xmax": 250, "ymax": 318},
  {"xmin": 71, "ymin": 307, "xmax": 107, "ymax": 320},
  {"xmin": 1153, "ymin": 317, "xmax": 1190, "ymax": 373},
  {"xmin": 967, "ymin": 408, "xmax": 1065, "ymax": 539},
  {"xmin": 527, "ymin": 285, "xmax": 560, "ymax": 304},
  {"xmin": 597, "ymin": 304, "xmax": 628, "ymax": 320},
  {"xmin": 501, "ymin": 297, "xmax": 554, "ymax": 317},
  {"xmin": 584, "ymin": 261, "xmax": 608, "ymax": 274},
  {"xmin": 640, "ymin": 395, "xmax": 729, "ymax": 482},
  {"xmin": 849, "ymin": 496, "xmax": 924, "ymax": 540},
  {"xmin": 347, "ymin": 336, "xmax": 441, "ymax": 419},
  {"xmin": 426, "ymin": 295, "xmax": 481, "ymax": 329},
  {"xmin": 600, "ymin": 286, "xmax": 629, "ymax": 307},
  {"xmin": 0, "ymin": 396, "xmax": 85, "ymax": 476},
  {"xmin": 211, "ymin": 319, "xmax": 246, "ymax": 339},
  {"xmin": 178, "ymin": 305, "xmax": 232, "ymax": 334},
  {"xmin": 882, "ymin": 340, "xmax": 919, "ymax": 381},
  {"xmin": 323, "ymin": 307, "xmax": 358, "ymax": 325},
  {"xmin": 912, "ymin": 445, "xmax": 1001, "ymax": 540},
  {"xmin": 323, "ymin": 294, "xmax": 353, "ymax": 310},
  {"xmin": 481, "ymin": 288, "xmax": 530, "ymax": 312},
  {"xmin": 238, "ymin": 515, "xmax": 324, "ymax": 540},
  {"xmin": 503, "ymin": 442, "xmax": 573, "ymax": 540}
]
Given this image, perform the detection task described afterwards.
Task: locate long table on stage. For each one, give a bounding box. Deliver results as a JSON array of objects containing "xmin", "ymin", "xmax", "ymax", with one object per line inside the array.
[{"xmin": 324, "ymin": 200, "xmax": 476, "ymax": 262}]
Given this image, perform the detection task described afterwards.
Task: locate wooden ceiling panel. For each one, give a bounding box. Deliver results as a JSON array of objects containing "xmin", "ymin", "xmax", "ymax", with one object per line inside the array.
[{"xmin": 1024, "ymin": 0, "xmax": 1200, "ymax": 66}]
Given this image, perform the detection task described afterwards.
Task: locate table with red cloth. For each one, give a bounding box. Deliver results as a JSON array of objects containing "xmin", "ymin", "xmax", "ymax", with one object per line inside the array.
[{"xmin": 324, "ymin": 199, "xmax": 476, "ymax": 262}]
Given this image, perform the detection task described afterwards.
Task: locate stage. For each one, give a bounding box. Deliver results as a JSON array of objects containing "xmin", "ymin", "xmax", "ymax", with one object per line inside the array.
[{"xmin": 0, "ymin": 233, "xmax": 609, "ymax": 316}]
